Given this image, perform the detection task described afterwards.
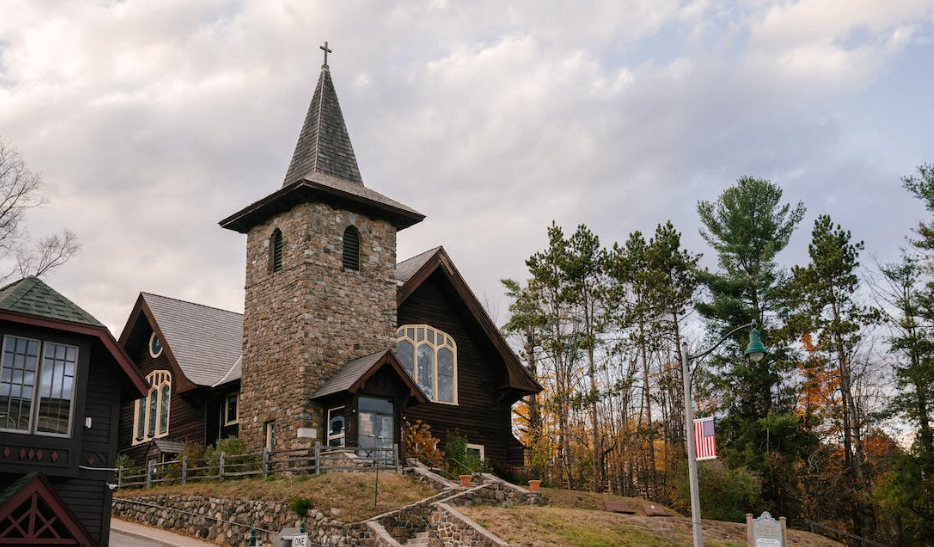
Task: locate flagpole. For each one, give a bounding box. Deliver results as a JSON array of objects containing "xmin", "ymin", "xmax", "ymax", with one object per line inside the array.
[
  {"xmin": 680, "ymin": 321, "xmax": 766, "ymax": 547},
  {"xmin": 681, "ymin": 341, "xmax": 704, "ymax": 547}
]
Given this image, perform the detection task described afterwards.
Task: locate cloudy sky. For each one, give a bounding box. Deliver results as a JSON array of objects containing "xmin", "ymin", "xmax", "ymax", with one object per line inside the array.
[{"xmin": 1, "ymin": 0, "xmax": 933, "ymax": 333}]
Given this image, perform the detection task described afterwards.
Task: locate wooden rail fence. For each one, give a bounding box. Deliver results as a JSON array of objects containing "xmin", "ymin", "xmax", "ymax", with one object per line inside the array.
[{"xmin": 116, "ymin": 443, "xmax": 399, "ymax": 489}]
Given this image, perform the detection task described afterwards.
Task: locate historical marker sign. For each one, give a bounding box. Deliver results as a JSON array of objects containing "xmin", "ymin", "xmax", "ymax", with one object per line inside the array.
[{"xmin": 751, "ymin": 511, "xmax": 784, "ymax": 547}]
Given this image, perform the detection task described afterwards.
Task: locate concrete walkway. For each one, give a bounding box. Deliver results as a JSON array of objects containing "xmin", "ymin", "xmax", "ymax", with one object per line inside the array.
[{"xmin": 110, "ymin": 518, "xmax": 217, "ymax": 547}]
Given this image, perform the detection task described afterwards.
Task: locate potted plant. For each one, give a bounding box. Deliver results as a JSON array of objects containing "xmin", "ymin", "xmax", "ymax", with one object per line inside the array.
[
  {"xmin": 459, "ymin": 474, "xmax": 472, "ymax": 487},
  {"xmin": 527, "ymin": 479, "xmax": 541, "ymax": 492}
]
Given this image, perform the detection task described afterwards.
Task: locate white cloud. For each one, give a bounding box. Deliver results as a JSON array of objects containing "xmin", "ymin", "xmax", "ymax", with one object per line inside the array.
[{"xmin": 0, "ymin": 0, "xmax": 931, "ymax": 333}]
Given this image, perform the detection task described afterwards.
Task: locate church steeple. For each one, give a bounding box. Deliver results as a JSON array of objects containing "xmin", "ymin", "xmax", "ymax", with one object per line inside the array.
[{"xmin": 283, "ymin": 48, "xmax": 363, "ymax": 186}]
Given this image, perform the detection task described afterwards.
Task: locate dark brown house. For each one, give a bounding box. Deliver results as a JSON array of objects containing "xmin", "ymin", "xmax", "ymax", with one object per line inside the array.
[
  {"xmin": 116, "ymin": 59, "xmax": 541, "ymax": 473},
  {"xmin": 0, "ymin": 277, "xmax": 148, "ymax": 547},
  {"xmin": 115, "ymin": 293, "xmax": 243, "ymax": 466}
]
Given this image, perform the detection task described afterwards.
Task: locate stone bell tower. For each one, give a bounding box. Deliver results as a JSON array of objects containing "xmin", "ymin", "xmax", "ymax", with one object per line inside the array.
[{"xmin": 219, "ymin": 49, "xmax": 424, "ymax": 449}]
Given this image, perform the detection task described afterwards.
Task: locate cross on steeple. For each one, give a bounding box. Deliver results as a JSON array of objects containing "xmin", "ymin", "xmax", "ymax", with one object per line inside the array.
[{"xmin": 320, "ymin": 41, "xmax": 332, "ymax": 67}]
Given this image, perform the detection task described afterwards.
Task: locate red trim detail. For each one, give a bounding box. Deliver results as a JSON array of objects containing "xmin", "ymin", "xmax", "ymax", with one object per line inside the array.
[
  {"xmin": 0, "ymin": 309, "xmax": 148, "ymax": 397},
  {"xmin": 2, "ymin": 447, "xmax": 9, "ymax": 458},
  {"xmin": 50, "ymin": 452, "xmax": 57, "ymax": 463},
  {"xmin": 0, "ymin": 473, "xmax": 97, "ymax": 546}
]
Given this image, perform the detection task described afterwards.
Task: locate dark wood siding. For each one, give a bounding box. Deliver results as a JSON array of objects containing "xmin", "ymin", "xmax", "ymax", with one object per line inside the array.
[
  {"xmin": 0, "ymin": 322, "xmax": 125, "ymax": 547},
  {"xmin": 117, "ymin": 331, "xmax": 206, "ymax": 465},
  {"xmin": 48, "ymin": 475, "xmax": 112, "ymax": 547},
  {"xmin": 398, "ymin": 271, "xmax": 525, "ymax": 470}
]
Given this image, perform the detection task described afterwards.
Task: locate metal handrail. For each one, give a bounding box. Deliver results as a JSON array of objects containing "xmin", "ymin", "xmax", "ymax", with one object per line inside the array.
[{"xmin": 802, "ymin": 519, "xmax": 890, "ymax": 547}]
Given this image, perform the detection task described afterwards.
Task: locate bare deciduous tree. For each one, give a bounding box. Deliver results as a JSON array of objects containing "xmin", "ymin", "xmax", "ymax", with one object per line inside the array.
[{"xmin": 0, "ymin": 139, "xmax": 80, "ymax": 282}]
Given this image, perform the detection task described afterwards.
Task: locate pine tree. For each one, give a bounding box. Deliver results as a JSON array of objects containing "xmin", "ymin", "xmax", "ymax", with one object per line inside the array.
[
  {"xmin": 695, "ymin": 176, "xmax": 806, "ymax": 511},
  {"xmin": 786, "ymin": 215, "xmax": 878, "ymax": 533}
]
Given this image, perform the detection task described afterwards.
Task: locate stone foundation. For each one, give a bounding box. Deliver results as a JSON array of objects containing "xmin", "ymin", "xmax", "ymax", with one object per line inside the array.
[{"xmin": 111, "ymin": 471, "xmax": 539, "ymax": 547}]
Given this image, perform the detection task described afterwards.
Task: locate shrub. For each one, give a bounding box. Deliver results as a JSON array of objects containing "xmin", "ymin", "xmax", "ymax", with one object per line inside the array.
[
  {"xmin": 114, "ymin": 453, "xmax": 134, "ymax": 482},
  {"xmin": 403, "ymin": 419, "xmax": 444, "ymax": 465},
  {"xmin": 674, "ymin": 460, "xmax": 762, "ymax": 522},
  {"xmin": 289, "ymin": 497, "xmax": 314, "ymax": 519},
  {"xmin": 165, "ymin": 441, "xmax": 206, "ymax": 481},
  {"xmin": 205, "ymin": 436, "xmax": 260, "ymax": 477},
  {"xmin": 443, "ymin": 430, "xmax": 490, "ymax": 476}
]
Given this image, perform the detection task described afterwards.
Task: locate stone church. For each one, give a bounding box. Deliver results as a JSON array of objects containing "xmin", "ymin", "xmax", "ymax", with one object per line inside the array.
[{"xmin": 116, "ymin": 54, "xmax": 541, "ymax": 475}]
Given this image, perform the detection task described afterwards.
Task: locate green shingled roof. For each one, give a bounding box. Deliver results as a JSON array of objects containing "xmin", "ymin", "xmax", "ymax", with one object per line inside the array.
[{"xmin": 0, "ymin": 277, "xmax": 104, "ymax": 327}]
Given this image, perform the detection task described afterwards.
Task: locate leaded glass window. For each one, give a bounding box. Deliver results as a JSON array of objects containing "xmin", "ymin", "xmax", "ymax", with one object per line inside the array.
[
  {"xmin": 0, "ymin": 336, "xmax": 78, "ymax": 437},
  {"xmin": 159, "ymin": 384, "xmax": 170, "ymax": 434},
  {"xmin": 395, "ymin": 325, "xmax": 457, "ymax": 404},
  {"xmin": 132, "ymin": 369, "xmax": 172, "ymax": 445},
  {"xmin": 35, "ymin": 343, "xmax": 78, "ymax": 436}
]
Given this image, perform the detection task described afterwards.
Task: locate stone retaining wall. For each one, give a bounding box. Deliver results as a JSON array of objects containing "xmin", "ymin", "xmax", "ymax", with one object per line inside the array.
[
  {"xmin": 112, "ymin": 473, "xmax": 536, "ymax": 547},
  {"xmin": 428, "ymin": 504, "xmax": 506, "ymax": 547},
  {"xmin": 111, "ymin": 495, "xmax": 377, "ymax": 547}
]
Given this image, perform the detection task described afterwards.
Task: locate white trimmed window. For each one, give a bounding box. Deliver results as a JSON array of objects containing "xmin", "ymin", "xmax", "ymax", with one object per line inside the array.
[
  {"xmin": 466, "ymin": 443, "xmax": 485, "ymax": 460},
  {"xmin": 395, "ymin": 325, "xmax": 457, "ymax": 404},
  {"xmin": 132, "ymin": 370, "xmax": 171, "ymax": 444},
  {"xmin": 0, "ymin": 336, "xmax": 79, "ymax": 437}
]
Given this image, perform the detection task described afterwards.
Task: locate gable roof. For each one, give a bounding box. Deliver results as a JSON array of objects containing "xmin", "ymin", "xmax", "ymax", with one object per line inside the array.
[
  {"xmin": 121, "ymin": 247, "xmax": 541, "ymax": 397},
  {"xmin": 0, "ymin": 277, "xmax": 148, "ymax": 397},
  {"xmin": 283, "ymin": 65, "xmax": 363, "ymax": 186},
  {"xmin": 395, "ymin": 247, "xmax": 543, "ymax": 395},
  {"xmin": 0, "ymin": 473, "xmax": 96, "ymax": 546},
  {"xmin": 311, "ymin": 349, "xmax": 428, "ymax": 403},
  {"xmin": 118, "ymin": 293, "xmax": 243, "ymax": 390},
  {"xmin": 0, "ymin": 277, "xmax": 104, "ymax": 327}
]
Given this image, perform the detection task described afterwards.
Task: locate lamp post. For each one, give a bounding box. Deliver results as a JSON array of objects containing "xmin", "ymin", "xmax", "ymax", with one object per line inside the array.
[{"xmin": 680, "ymin": 321, "xmax": 767, "ymax": 547}]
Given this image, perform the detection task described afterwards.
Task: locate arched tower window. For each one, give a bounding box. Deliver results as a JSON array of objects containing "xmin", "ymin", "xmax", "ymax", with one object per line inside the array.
[
  {"xmin": 133, "ymin": 370, "xmax": 172, "ymax": 444},
  {"xmin": 269, "ymin": 229, "xmax": 283, "ymax": 272},
  {"xmin": 395, "ymin": 325, "xmax": 457, "ymax": 404},
  {"xmin": 342, "ymin": 226, "xmax": 360, "ymax": 271}
]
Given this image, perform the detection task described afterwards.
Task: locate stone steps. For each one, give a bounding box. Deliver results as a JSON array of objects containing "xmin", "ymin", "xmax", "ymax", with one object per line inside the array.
[{"xmin": 404, "ymin": 530, "xmax": 430, "ymax": 546}]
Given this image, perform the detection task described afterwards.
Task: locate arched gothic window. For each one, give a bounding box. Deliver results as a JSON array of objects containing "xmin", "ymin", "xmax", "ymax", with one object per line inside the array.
[
  {"xmin": 395, "ymin": 325, "xmax": 457, "ymax": 404},
  {"xmin": 342, "ymin": 226, "xmax": 360, "ymax": 271},
  {"xmin": 133, "ymin": 370, "xmax": 171, "ymax": 444},
  {"xmin": 269, "ymin": 229, "xmax": 283, "ymax": 272}
]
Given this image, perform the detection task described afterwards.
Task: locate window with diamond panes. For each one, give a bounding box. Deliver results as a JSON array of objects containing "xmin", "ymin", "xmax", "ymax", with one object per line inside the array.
[{"xmin": 395, "ymin": 325, "xmax": 457, "ymax": 404}]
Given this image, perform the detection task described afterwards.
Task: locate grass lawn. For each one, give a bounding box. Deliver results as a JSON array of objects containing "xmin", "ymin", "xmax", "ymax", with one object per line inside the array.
[
  {"xmin": 116, "ymin": 472, "xmax": 436, "ymax": 522},
  {"xmin": 462, "ymin": 489, "xmax": 843, "ymax": 547}
]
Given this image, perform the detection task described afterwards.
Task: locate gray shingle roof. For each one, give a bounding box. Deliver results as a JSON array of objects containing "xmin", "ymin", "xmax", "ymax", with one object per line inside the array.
[
  {"xmin": 142, "ymin": 293, "xmax": 243, "ymax": 387},
  {"xmin": 0, "ymin": 277, "xmax": 104, "ymax": 327},
  {"xmin": 395, "ymin": 247, "xmax": 442, "ymax": 284},
  {"xmin": 311, "ymin": 351, "xmax": 387, "ymax": 399},
  {"xmin": 283, "ymin": 66, "xmax": 363, "ymax": 186},
  {"xmin": 138, "ymin": 248, "xmax": 445, "ymax": 389}
]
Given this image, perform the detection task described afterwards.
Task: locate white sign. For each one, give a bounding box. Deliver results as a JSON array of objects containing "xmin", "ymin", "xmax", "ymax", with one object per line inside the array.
[
  {"xmin": 296, "ymin": 427, "xmax": 317, "ymax": 439},
  {"xmin": 756, "ymin": 540, "xmax": 780, "ymax": 547},
  {"xmin": 292, "ymin": 533, "xmax": 309, "ymax": 547}
]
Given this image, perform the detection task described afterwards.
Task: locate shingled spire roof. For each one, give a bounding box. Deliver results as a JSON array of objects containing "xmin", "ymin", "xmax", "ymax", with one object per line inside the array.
[
  {"xmin": 283, "ymin": 65, "xmax": 363, "ymax": 186},
  {"xmin": 220, "ymin": 50, "xmax": 424, "ymax": 233}
]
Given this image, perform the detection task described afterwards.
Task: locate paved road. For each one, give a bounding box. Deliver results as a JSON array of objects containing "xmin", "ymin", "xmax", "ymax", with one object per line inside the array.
[
  {"xmin": 110, "ymin": 529, "xmax": 168, "ymax": 547},
  {"xmin": 110, "ymin": 519, "xmax": 217, "ymax": 547}
]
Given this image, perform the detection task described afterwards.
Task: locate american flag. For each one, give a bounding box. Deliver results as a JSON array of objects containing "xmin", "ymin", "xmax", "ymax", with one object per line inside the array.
[{"xmin": 694, "ymin": 417, "xmax": 717, "ymax": 460}]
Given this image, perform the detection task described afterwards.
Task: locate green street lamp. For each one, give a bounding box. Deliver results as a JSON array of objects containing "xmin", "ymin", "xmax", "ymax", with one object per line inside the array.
[{"xmin": 680, "ymin": 320, "xmax": 768, "ymax": 547}]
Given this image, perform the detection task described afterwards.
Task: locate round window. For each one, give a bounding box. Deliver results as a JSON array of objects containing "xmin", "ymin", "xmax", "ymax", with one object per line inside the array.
[{"xmin": 149, "ymin": 332, "xmax": 163, "ymax": 358}]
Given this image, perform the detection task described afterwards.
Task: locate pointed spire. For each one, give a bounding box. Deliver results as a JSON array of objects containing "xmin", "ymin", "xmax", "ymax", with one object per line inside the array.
[{"xmin": 283, "ymin": 53, "xmax": 363, "ymax": 186}]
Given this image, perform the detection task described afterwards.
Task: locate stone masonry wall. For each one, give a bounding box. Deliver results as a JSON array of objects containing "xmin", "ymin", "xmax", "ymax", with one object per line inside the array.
[
  {"xmin": 240, "ymin": 201, "xmax": 397, "ymax": 449},
  {"xmin": 112, "ymin": 494, "xmax": 378, "ymax": 547}
]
